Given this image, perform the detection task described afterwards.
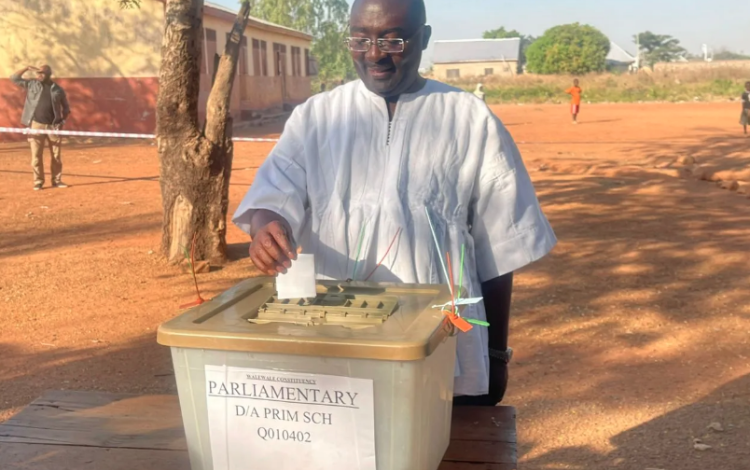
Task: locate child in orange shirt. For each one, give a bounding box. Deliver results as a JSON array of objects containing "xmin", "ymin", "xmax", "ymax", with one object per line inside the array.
[{"xmin": 565, "ymin": 79, "xmax": 582, "ymax": 124}]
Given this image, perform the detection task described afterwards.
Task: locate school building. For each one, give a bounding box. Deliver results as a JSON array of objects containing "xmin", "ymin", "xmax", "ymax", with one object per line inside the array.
[
  {"xmin": 0, "ymin": 0, "xmax": 314, "ymax": 135},
  {"xmin": 432, "ymin": 38, "xmax": 521, "ymax": 80}
]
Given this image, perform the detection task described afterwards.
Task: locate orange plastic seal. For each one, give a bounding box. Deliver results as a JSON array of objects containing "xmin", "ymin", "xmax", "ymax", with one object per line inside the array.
[{"xmin": 442, "ymin": 310, "xmax": 473, "ymax": 333}]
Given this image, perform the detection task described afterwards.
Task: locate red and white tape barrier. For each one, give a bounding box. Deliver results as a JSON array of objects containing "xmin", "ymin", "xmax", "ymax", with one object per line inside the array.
[
  {"xmin": 231, "ymin": 137, "xmax": 281, "ymax": 143},
  {"xmin": 0, "ymin": 127, "xmax": 279, "ymax": 143},
  {"xmin": 0, "ymin": 127, "xmax": 155, "ymax": 139}
]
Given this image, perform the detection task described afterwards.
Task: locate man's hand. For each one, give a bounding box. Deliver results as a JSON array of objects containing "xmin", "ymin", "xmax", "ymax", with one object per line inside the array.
[
  {"xmin": 13, "ymin": 65, "xmax": 36, "ymax": 77},
  {"xmin": 249, "ymin": 211, "xmax": 297, "ymax": 276}
]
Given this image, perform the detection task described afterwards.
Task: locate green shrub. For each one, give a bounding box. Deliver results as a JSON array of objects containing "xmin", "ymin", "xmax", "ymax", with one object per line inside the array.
[{"xmin": 526, "ymin": 23, "xmax": 610, "ymax": 75}]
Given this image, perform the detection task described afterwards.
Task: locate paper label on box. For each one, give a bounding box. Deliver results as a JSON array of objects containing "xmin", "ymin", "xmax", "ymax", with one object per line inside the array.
[{"xmin": 205, "ymin": 365, "xmax": 376, "ymax": 470}]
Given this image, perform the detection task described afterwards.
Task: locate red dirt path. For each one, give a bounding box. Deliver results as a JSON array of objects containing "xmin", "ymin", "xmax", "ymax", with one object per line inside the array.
[{"xmin": 1, "ymin": 102, "xmax": 749, "ymax": 469}]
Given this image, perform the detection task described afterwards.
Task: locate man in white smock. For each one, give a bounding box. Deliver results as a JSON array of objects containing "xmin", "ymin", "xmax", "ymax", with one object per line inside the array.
[{"xmin": 233, "ymin": 0, "xmax": 556, "ymax": 405}]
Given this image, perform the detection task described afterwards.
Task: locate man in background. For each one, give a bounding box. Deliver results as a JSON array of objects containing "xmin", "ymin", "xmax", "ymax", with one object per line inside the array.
[
  {"xmin": 11, "ymin": 65, "xmax": 71, "ymax": 191},
  {"xmin": 474, "ymin": 83, "xmax": 486, "ymax": 102},
  {"xmin": 740, "ymin": 81, "xmax": 750, "ymax": 135},
  {"xmin": 565, "ymin": 78, "xmax": 582, "ymax": 124}
]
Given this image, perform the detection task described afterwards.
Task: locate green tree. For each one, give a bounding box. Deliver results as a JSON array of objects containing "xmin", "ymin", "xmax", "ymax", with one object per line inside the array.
[
  {"xmin": 483, "ymin": 27, "xmax": 524, "ymax": 40},
  {"xmin": 250, "ymin": 0, "xmax": 356, "ymax": 83},
  {"xmin": 635, "ymin": 31, "xmax": 686, "ymax": 67},
  {"xmin": 482, "ymin": 27, "xmax": 535, "ymax": 67},
  {"xmin": 525, "ymin": 23, "xmax": 610, "ymax": 75}
]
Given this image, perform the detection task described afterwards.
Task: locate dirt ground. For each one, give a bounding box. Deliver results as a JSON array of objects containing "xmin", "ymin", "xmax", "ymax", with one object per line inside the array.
[{"xmin": 1, "ymin": 102, "xmax": 749, "ymax": 469}]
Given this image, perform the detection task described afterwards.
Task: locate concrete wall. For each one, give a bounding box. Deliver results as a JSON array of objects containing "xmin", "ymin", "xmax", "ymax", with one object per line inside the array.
[
  {"xmin": 0, "ymin": 0, "xmax": 163, "ymax": 78},
  {"xmin": 0, "ymin": 0, "xmax": 163, "ymax": 133},
  {"xmin": 286, "ymin": 76, "xmax": 313, "ymax": 103},
  {"xmin": 240, "ymin": 77, "xmax": 283, "ymax": 111},
  {"xmin": 0, "ymin": 77, "xmax": 158, "ymax": 133},
  {"xmin": 433, "ymin": 60, "xmax": 519, "ymax": 80},
  {"xmin": 0, "ymin": 0, "xmax": 313, "ymax": 134},
  {"xmin": 237, "ymin": 76, "xmax": 312, "ymax": 112}
]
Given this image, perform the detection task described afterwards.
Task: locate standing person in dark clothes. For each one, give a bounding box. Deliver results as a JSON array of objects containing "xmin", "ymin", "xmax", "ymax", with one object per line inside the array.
[
  {"xmin": 741, "ymin": 81, "xmax": 750, "ymax": 135},
  {"xmin": 10, "ymin": 64, "xmax": 71, "ymax": 191}
]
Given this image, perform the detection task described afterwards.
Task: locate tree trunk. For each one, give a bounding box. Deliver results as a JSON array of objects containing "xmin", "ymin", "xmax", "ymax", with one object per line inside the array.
[{"xmin": 157, "ymin": 0, "xmax": 250, "ymax": 264}]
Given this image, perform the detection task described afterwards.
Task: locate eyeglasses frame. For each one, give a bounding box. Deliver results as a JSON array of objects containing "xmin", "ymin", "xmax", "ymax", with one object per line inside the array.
[{"xmin": 344, "ymin": 25, "xmax": 427, "ymax": 54}]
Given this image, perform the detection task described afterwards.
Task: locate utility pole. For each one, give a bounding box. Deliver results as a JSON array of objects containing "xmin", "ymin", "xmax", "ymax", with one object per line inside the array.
[{"xmin": 634, "ymin": 33, "xmax": 641, "ymax": 71}]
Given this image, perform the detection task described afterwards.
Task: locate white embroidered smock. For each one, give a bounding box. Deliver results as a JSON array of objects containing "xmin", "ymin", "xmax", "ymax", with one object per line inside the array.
[{"xmin": 233, "ymin": 79, "xmax": 557, "ymax": 396}]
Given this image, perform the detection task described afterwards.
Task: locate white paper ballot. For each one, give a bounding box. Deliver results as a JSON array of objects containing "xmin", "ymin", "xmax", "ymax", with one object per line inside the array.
[{"xmin": 276, "ymin": 254, "xmax": 317, "ymax": 299}]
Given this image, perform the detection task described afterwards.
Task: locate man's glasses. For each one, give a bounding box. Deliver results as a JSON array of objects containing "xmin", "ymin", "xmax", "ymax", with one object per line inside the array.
[{"xmin": 345, "ymin": 26, "xmax": 425, "ymax": 54}]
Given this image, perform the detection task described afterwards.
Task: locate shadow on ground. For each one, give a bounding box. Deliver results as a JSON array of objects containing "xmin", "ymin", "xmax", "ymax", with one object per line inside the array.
[
  {"xmin": 521, "ymin": 373, "xmax": 750, "ymax": 469},
  {"xmin": 0, "ymin": 335, "xmax": 174, "ymax": 420}
]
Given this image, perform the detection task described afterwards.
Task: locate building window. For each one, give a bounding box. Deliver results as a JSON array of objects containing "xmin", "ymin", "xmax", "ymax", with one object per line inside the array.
[
  {"xmin": 252, "ymin": 39, "xmax": 268, "ymax": 76},
  {"xmin": 240, "ymin": 36, "xmax": 248, "ymax": 76},
  {"xmin": 203, "ymin": 28, "xmax": 218, "ymax": 78},
  {"xmin": 291, "ymin": 46, "xmax": 302, "ymax": 77},
  {"xmin": 304, "ymin": 49, "xmax": 310, "ymax": 76},
  {"xmin": 227, "ymin": 34, "xmax": 248, "ymax": 76},
  {"xmin": 446, "ymin": 69, "xmax": 460, "ymax": 79},
  {"xmin": 273, "ymin": 43, "xmax": 288, "ymax": 76},
  {"xmin": 484, "ymin": 68, "xmax": 494, "ymax": 76},
  {"xmin": 200, "ymin": 28, "xmax": 206, "ymax": 74}
]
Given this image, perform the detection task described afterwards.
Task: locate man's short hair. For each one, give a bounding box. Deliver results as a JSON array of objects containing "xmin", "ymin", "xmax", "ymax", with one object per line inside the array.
[
  {"xmin": 352, "ymin": 0, "xmax": 426, "ymax": 24},
  {"xmin": 411, "ymin": 0, "xmax": 426, "ymax": 24}
]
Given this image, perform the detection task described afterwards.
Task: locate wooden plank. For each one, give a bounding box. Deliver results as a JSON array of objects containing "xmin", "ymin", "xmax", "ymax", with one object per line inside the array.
[
  {"xmin": 0, "ymin": 442, "xmax": 190, "ymax": 470},
  {"xmin": 450, "ymin": 407, "xmax": 517, "ymax": 443},
  {"xmin": 443, "ymin": 441, "xmax": 517, "ymax": 464},
  {"xmin": 0, "ymin": 391, "xmax": 186, "ymax": 451},
  {"xmin": 19, "ymin": 390, "xmax": 142, "ymax": 411},
  {"xmin": 1, "ymin": 392, "xmax": 518, "ymax": 468}
]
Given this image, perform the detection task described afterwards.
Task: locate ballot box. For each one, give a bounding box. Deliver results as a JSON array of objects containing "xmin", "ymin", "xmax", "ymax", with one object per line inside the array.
[{"xmin": 157, "ymin": 279, "xmax": 459, "ymax": 470}]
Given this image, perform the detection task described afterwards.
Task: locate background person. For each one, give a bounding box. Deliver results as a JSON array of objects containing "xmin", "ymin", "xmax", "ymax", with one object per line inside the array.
[
  {"xmin": 740, "ymin": 81, "xmax": 750, "ymax": 135},
  {"xmin": 10, "ymin": 64, "xmax": 71, "ymax": 191},
  {"xmin": 474, "ymin": 83, "xmax": 486, "ymax": 102},
  {"xmin": 566, "ymin": 78, "xmax": 583, "ymax": 124}
]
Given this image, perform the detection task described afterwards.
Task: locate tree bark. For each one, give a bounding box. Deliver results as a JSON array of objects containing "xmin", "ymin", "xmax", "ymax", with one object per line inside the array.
[{"xmin": 157, "ymin": 0, "xmax": 250, "ymax": 264}]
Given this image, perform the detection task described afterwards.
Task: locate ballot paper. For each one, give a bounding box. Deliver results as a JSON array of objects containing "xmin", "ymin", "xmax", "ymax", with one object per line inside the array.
[{"xmin": 276, "ymin": 254, "xmax": 317, "ymax": 299}]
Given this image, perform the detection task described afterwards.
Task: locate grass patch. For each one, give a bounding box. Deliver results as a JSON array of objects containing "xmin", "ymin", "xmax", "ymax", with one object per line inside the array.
[{"xmin": 446, "ymin": 68, "xmax": 749, "ymax": 104}]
